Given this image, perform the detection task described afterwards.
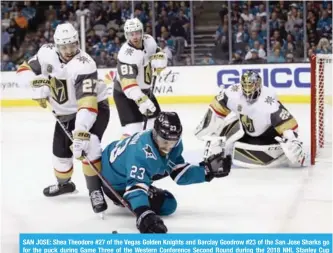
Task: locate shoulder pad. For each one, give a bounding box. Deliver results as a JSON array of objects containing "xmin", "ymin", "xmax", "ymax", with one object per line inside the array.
[
  {"xmin": 118, "ymin": 43, "xmax": 141, "ymax": 65},
  {"xmin": 225, "ymin": 84, "xmax": 242, "ymax": 98},
  {"xmin": 143, "ymin": 34, "xmax": 157, "ymax": 51},
  {"xmin": 38, "ymin": 44, "xmax": 57, "ymax": 57},
  {"xmin": 69, "ymin": 52, "xmax": 97, "ymax": 75}
]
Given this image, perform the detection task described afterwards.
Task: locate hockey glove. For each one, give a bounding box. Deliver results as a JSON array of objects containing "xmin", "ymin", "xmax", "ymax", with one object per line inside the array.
[
  {"xmin": 135, "ymin": 95, "xmax": 156, "ymax": 116},
  {"xmin": 135, "ymin": 206, "xmax": 167, "ymax": 233},
  {"xmin": 30, "ymin": 75, "xmax": 51, "ymax": 108},
  {"xmin": 201, "ymin": 154, "xmax": 232, "ymax": 182},
  {"xmin": 150, "ymin": 52, "xmax": 167, "ymax": 75},
  {"xmin": 72, "ymin": 130, "xmax": 90, "ymax": 160},
  {"xmin": 275, "ymin": 135, "xmax": 306, "ymax": 167}
]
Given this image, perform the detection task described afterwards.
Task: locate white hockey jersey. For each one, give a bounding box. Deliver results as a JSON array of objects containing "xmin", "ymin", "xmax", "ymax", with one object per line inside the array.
[
  {"xmin": 210, "ymin": 84, "xmax": 298, "ymax": 137},
  {"xmin": 114, "ymin": 34, "xmax": 158, "ymax": 93},
  {"xmin": 17, "ymin": 44, "xmax": 108, "ymax": 117}
]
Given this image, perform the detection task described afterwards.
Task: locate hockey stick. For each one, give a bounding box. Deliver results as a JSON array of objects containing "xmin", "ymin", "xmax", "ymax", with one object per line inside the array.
[
  {"xmin": 143, "ymin": 73, "xmax": 158, "ymax": 130},
  {"xmin": 50, "ymin": 109, "xmax": 136, "ymax": 216}
]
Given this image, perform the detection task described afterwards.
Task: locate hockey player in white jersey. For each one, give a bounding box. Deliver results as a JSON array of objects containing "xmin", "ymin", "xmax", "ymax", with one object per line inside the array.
[
  {"xmin": 195, "ymin": 70, "xmax": 306, "ymax": 168},
  {"xmin": 113, "ymin": 18, "xmax": 168, "ymax": 139},
  {"xmin": 16, "ymin": 23, "xmax": 110, "ymax": 214}
]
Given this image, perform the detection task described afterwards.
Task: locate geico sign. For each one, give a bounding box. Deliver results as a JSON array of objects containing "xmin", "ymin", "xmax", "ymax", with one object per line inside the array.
[{"xmin": 216, "ymin": 66, "xmax": 310, "ymax": 88}]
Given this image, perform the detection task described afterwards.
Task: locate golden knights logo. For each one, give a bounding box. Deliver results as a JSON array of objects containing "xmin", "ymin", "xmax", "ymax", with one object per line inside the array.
[
  {"xmin": 50, "ymin": 78, "xmax": 69, "ymax": 104},
  {"xmin": 143, "ymin": 144, "xmax": 157, "ymax": 160}
]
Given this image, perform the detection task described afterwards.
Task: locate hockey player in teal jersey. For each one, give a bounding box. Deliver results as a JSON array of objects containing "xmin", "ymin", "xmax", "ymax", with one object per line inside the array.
[{"xmin": 98, "ymin": 111, "xmax": 232, "ymax": 233}]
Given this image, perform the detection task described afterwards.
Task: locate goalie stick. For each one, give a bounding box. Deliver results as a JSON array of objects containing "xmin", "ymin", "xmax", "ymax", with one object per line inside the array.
[{"xmin": 50, "ymin": 109, "xmax": 136, "ymax": 217}]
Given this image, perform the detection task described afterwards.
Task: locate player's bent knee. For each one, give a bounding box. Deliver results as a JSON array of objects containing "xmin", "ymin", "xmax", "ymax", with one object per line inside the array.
[
  {"xmin": 52, "ymin": 156, "xmax": 73, "ymax": 180},
  {"xmin": 158, "ymin": 190, "xmax": 177, "ymax": 216}
]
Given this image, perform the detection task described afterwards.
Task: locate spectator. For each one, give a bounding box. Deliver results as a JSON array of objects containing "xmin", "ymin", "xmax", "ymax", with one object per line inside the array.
[
  {"xmin": 316, "ymin": 38, "xmax": 332, "ymax": 54},
  {"xmin": 108, "ymin": 2, "xmax": 121, "ymax": 22},
  {"xmin": 268, "ymin": 48, "xmax": 285, "ymax": 63},
  {"xmin": 200, "ymin": 53, "xmax": 215, "ymax": 65},
  {"xmin": 240, "ymin": 4, "xmax": 254, "ymax": 23},
  {"xmin": 232, "ymin": 50, "xmax": 243, "ymax": 64},
  {"xmin": 2, "ymin": 12, "xmax": 11, "ymax": 29},
  {"xmin": 159, "ymin": 39, "xmax": 173, "ymax": 65},
  {"xmin": 15, "ymin": 10, "xmax": 28, "ymax": 29},
  {"xmin": 95, "ymin": 50, "xmax": 113, "ymax": 68},
  {"xmin": 1, "ymin": 54, "xmax": 16, "ymax": 71},
  {"xmin": 248, "ymin": 31, "xmax": 264, "ymax": 48},
  {"xmin": 245, "ymin": 48, "xmax": 265, "ymax": 64},
  {"xmin": 317, "ymin": 9, "xmax": 332, "ymax": 39},
  {"xmin": 170, "ymin": 17, "xmax": 186, "ymax": 60},
  {"xmin": 270, "ymin": 11, "xmax": 279, "ymax": 31},
  {"xmin": 286, "ymin": 53, "xmax": 294, "ymax": 63},
  {"xmin": 1, "ymin": 26, "xmax": 10, "ymax": 51}
]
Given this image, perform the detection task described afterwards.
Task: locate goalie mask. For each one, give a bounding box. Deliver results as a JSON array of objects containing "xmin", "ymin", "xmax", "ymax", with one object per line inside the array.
[
  {"xmin": 241, "ymin": 70, "xmax": 262, "ymax": 104},
  {"xmin": 54, "ymin": 23, "xmax": 80, "ymax": 62},
  {"xmin": 124, "ymin": 18, "xmax": 144, "ymax": 48},
  {"xmin": 152, "ymin": 112, "xmax": 182, "ymax": 155}
]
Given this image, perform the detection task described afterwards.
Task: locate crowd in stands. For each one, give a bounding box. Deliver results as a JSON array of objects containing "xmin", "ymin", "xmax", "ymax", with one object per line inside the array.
[
  {"xmin": 1, "ymin": 1, "xmax": 332, "ymax": 71},
  {"xmin": 214, "ymin": 1, "xmax": 332, "ymax": 64}
]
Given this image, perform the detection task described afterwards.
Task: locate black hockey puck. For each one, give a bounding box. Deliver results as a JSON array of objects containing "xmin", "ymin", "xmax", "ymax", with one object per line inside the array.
[{"xmin": 112, "ymin": 231, "xmax": 118, "ymax": 234}]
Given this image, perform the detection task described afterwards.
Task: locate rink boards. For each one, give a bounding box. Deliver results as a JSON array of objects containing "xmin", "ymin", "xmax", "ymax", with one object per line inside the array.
[{"xmin": 0, "ymin": 63, "xmax": 311, "ymax": 107}]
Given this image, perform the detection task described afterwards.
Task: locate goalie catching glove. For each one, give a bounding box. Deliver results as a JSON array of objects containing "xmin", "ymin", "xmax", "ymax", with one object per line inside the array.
[
  {"xmin": 30, "ymin": 75, "xmax": 51, "ymax": 108},
  {"xmin": 275, "ymin": 129, "xmax": 306, "ymax": 167}
]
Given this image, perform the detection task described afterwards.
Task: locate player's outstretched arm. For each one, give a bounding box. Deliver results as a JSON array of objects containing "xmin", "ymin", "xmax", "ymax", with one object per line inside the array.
[
  {"xmin": 168, "ymin": 142, "xmax": 231, "ymax": 185},
  {"xmin": 16, "ymin": 45, "xmax": 51, "ymax": 108}
]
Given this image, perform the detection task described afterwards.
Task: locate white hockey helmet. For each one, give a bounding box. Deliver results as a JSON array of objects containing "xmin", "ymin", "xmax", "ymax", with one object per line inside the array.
[
  {"xmin": 124, "ymin": 18, "xmax": 144, "ymax": 41},
  {"xmin": 54, "ymin": 23, "xmax": 80, "ymax": 61}
]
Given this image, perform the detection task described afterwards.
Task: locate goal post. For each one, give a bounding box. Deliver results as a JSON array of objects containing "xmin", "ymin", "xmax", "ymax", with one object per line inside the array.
[{"xmin": 310, "ymin": 54, "xmax": 332, "ymax": 165}]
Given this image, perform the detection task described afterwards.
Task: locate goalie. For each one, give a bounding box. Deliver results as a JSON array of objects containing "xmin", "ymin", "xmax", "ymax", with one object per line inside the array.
[{"xmin": 195, "ymin": 70, "xmax": 306, "ymax": 168}]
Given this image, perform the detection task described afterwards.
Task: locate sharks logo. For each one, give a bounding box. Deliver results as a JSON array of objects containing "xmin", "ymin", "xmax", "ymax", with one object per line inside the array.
[{"xmin": 143, "ymin": 144, "xmax": 157, "ymax": 160}]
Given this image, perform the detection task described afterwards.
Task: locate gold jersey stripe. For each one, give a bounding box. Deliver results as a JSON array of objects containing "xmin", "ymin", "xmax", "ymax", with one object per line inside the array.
[
  {"xmin": 78, "ymin": 96, "xmax": 98, "ymax": 112},
  {"xmin": 82, "ymin": 159, "xmax": 101, "ymax": 176},
  {"xmin": 120, "ymin": 78, "xmax": 138, "ymax": 90},
  {"xmin": 275, "ymin": 117, "xmax": 298, "ymax": 135},
  {"xmin": 16, "ymin": 61, "xmax": 32, "ymax": 73},
  {"xmin": 54, "ymin": 167, "xmax": 73, "ymax": 180},
  {"xmin": 210, "ymin": 98, "xmax": 230, "ymax": 117}
]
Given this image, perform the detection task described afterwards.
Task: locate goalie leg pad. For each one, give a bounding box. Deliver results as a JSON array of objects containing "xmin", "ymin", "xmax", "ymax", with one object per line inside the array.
[
  {"xmin": 52, "ymin": 156, "xmax": 73, "ymax": 183},
  {"xmin": 148, "ymin": 186, "xmax": 177, "ymax": 216},
  {"xmin": 232, "ymin": 141, "xmax": 288, "ymax": 168}
]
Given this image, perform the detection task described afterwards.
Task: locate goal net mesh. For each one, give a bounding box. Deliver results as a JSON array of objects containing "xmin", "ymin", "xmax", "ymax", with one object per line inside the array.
[{"xmin": 311, "ymin": 54, "xmax": 332, "ymax": 165}]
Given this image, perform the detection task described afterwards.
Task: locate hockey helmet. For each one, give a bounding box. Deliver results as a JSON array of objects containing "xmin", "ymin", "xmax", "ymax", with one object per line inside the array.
[
  {"xmin": 152, "ymin": 112, "xmax": 183, "ymax": 154},
  {"xmin": 54, "ymin": 23, "xmax": 80, "ymax": 62},
  {"xmin": 124, "ymin": 18, "xmax": 144, "ymax": 46},
  {"xmin": 241, "ymin": 70, "xmax": 262, "ymax": 103}
]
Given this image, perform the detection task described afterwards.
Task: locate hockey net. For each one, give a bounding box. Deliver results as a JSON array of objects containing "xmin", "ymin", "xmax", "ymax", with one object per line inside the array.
[{"xmin": 311, "ymin": 54, "xmax": 332, "ymax": 165}]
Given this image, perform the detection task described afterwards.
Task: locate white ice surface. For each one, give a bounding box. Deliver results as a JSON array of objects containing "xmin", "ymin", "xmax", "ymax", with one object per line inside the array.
[{"xmin": 1, "ymin": 104, "xmax": 332, "ymax": 253}]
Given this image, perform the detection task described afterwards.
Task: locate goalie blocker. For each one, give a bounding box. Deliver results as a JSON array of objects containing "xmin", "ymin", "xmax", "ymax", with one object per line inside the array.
[{"xmin": 195, "ymin": 70, "xmax": 306, "ymax": 168}]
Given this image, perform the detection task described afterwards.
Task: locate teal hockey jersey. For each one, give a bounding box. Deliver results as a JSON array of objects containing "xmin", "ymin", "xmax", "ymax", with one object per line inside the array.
[{"xmin": 101, "ymin": 130, "xmax": 207, "ymax": 211}]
